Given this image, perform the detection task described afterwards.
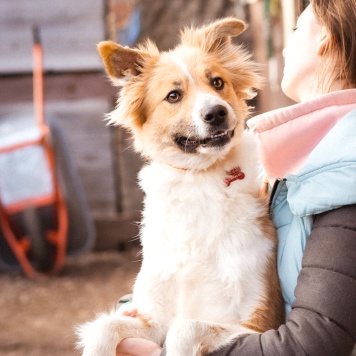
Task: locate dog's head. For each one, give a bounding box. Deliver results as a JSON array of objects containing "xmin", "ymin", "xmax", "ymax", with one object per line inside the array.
[{"xmin": 98, "ymin": 18, "xmax": 261, "ymax": 170}]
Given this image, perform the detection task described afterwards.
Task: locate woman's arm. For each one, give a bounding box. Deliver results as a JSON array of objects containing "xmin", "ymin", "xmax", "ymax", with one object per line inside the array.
[{"xmin": 207, "ymin": 203, "xmax": 356, "ymax": 356}]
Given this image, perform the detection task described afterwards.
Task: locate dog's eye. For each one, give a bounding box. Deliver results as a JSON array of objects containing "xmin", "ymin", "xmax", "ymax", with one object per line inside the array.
[
  {"xmin": 166, "ymin": 90, "xmax": 182, "ymax": 103},
  {"xmin": 211, "ymin": 77, "xmax": 224, "ymax": 90}
]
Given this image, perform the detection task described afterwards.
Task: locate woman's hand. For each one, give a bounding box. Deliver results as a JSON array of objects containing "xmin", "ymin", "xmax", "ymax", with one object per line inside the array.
[{"xmin": 116, "ymin": 337, "xmax": 162, "ymax": 356}]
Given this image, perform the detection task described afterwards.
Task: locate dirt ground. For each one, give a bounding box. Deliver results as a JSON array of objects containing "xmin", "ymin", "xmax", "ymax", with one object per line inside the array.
[{"xmin": 0, "ymin": 247, "xmax": 141, "ymax": 356}]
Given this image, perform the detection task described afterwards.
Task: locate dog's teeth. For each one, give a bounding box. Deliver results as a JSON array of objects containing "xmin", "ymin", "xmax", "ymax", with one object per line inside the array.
[{"xmin": 211, "ymin": 132, "xmax": 227, "ymax": 139}]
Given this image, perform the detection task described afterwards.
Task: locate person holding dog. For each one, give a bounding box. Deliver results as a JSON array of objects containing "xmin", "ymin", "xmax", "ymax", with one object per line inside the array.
[{"xmin": 116, "ymin": 0, "xmax": 356, "ymax": 355}]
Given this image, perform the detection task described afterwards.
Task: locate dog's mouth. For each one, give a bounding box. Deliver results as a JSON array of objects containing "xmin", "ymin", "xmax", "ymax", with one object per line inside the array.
[{"xmin": 175, "ymin": 130, "xmax": 234, "ymax": 152}]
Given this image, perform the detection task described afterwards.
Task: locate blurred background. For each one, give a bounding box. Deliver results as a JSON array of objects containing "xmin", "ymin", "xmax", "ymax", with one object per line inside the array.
[{"xmin": 0, "ymin": 0, "xmax": 306, "ymax": 355}]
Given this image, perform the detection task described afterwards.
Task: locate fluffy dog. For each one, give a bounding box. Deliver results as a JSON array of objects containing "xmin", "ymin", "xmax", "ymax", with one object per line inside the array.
[{"xmin": 78, "ymin": 17, "xmax": 284, "ymax": 356}]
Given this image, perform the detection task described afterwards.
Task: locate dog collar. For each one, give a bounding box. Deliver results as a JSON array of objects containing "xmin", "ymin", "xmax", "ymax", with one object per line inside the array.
[
  {"xmin": 166, "ymin": 164, "xmax": 245, "ymax": 186},
  {"xmin": 166, "ymin": 164, "xmax": 189, "ymax": 171}
]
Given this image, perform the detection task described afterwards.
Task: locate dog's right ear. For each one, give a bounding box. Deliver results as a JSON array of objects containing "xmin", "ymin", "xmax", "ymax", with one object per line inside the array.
[
  {"xmin": 181, "ymin": 18, "xmax": 247, "ymax": 54},
  {"xmin": 97, "ymin": 41, "xmax": 147, "ymax": 85}
]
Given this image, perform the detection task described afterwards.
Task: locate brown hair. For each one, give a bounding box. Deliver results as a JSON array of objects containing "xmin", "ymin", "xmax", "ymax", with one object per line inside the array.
[{"xmin": 311, "ymin": 0, "xmax": 356, "ymax": 90}]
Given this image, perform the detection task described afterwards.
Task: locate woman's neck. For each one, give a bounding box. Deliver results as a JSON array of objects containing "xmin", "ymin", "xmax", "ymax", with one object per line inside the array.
[{"xmin": 298, "ymin": 77, "xmax": 347, "ymax": 102}]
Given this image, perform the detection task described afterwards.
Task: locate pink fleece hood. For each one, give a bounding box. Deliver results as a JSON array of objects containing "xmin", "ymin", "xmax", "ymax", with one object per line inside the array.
[{"xmin": 247, "ymin": 89, "xmax": 356, "ymax": 182}]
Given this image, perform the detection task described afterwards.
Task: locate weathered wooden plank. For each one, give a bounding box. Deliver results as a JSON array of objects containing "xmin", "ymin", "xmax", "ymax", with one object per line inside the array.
[
  {"xmin": 0, "ymin": 73, "xmax": 117, "ymax": 104},
  {"xmin": 0, "ymin": 0, "xmax": 105, "ymax": 73}
]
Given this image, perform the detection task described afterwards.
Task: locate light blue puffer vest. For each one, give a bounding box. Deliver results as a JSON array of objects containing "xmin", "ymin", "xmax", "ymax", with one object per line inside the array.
[{"xmin": 270, "ymin": 109, "xmax": 356, "ymax": 315}]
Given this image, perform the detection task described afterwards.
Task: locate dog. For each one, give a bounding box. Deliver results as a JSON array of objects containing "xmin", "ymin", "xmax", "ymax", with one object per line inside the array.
[{"xmin": 77, "ymin": 17, "xmax": 285, "ymax": 356}]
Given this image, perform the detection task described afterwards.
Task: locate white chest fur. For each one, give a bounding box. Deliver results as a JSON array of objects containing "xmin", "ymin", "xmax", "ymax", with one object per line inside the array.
[{"xmin": 133, "ymin": 131, "xmax": 273, "ymax": 326}]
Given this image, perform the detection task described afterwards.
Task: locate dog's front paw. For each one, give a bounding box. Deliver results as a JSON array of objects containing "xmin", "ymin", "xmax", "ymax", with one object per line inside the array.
[
  {"xmin": 76, "ymin": 310, "xmax": 155, "ymax": 356},
  {"xmin": 76, "ymin": 313, "xmax": 121, "ymax": 356},
  {"xmin": 165, "ymin": 319, "xmax": 204, "ymax": 356},
  {"xmin": 165, "ymin": 319, "xmax": 252, "ymax": 356}
]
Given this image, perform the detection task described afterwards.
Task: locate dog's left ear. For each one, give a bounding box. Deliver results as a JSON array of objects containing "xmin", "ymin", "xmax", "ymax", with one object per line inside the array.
[{"xmin": 182, "ymin": 17, "xmax": 247, "ymax": 52}]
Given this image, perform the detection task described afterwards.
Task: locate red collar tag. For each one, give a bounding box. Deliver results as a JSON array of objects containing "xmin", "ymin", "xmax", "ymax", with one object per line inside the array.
[{"xmin": 225, "ymin": 166, "xmax": 245, "ymax": 187}]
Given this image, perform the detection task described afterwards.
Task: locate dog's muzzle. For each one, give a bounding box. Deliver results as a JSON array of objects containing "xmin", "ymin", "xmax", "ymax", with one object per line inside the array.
[{"xmin": 174, "ymin": 104, "xmax": 236, "ymax": 153}]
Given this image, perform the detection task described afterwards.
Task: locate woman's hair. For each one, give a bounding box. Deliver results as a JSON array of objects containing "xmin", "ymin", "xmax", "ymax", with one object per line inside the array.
[{"xmin": 311, "ymin": 0, "xmax": 356, "ymax": 90}]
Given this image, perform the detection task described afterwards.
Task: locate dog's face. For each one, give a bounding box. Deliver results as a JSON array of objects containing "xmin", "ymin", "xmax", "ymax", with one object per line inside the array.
[{"xmin": 98, "ymin": 18, "xmax": 261, "ymax": 170}]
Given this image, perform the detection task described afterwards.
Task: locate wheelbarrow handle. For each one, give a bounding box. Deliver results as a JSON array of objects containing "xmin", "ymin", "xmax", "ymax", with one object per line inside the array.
[
  {"xmin": 32, "ymin": 25, "xmax": 45, "ymax": 128},
  {"xmin": 33, "ymin": 26, "xmax": 41, "ymax": 45}
]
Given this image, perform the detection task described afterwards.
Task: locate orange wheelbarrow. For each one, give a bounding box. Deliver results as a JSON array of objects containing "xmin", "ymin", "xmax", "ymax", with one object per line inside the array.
[{"xmin": 0, "ymin": 27, "xmax": 95, "ymax": 277}]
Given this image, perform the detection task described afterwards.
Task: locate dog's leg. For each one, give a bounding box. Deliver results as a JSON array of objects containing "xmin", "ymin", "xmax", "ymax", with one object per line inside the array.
[
  {"xmin": 165, "ymin": 319, "xmax": 255, "ymax": 356},
  {"xmin": 77, "ymin": 310, "xmax": 153, "ymax": 356}
]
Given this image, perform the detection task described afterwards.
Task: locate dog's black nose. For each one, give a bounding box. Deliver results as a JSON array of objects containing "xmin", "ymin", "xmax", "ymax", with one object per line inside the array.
[{"xmin": 203, "ymin": 105, "xmax": 228, "ymax": 126}]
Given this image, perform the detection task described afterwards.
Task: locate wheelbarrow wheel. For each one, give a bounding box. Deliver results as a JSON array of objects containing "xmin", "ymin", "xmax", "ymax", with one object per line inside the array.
[{"xmin": 23, "ymin": 207, "xmax": 55, "ymax": 272}]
